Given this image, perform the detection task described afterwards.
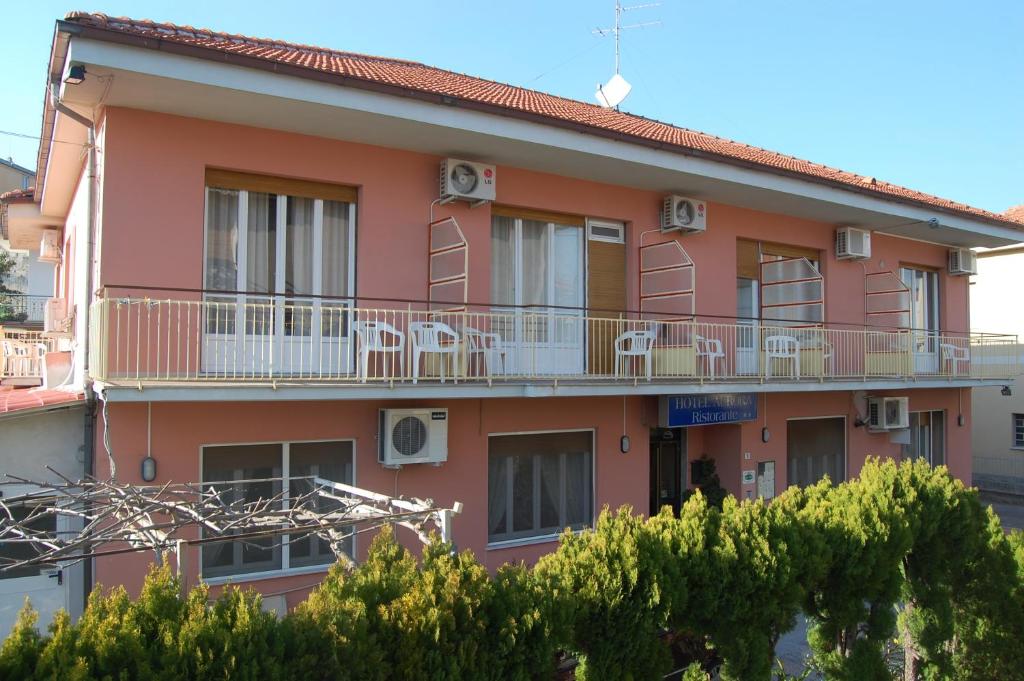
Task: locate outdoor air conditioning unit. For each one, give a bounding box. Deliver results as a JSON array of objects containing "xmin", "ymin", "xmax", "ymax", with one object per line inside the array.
[
  {"xmin": 661, "ymin": 195, "xmax": 707, "ymax": 233},
  {"xmin": 44, "ymin": 297, "xmax": 70, "ymax": 334},
  {"xmin": 439, "ymin": 158, "xmax": 496, "ymax": 204},
  {"xmin": 866, "ymin": 396, "xmax": 910, "ymax": 432},
  {"xmin": 835, "ymin": 227, "xmax": 871, "ymax": 260},
  {"xmin": 948, "ymin": 248, "xmax": 977, "ymax": 276},
  {"xmin": 378, "ymin": 408, "xmax": 449, "ymax": 467},
  {"xmin": 39, "ymin": 230, "xmax": 62, "ymax": 264}
]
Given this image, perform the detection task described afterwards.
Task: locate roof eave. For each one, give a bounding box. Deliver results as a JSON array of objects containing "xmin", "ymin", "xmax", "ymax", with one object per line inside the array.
[{"xmin": 56, "ymin": 17, "xmax": 1024, "ymax": 234}]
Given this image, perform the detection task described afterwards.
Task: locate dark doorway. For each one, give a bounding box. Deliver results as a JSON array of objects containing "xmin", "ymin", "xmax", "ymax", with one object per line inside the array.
[
  {"xmin": 786, "ymin": 417, "xmax": 846, "ymax": 488},
  {"xmin": 650, "ymin": 428, "xmax": 686, "ymax": 516}
]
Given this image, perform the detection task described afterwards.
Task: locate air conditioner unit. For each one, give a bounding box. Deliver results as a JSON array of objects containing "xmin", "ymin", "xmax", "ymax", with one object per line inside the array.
[
  {"xmin": 439, "ymin": 158, "xmax": 496, "ymax": 204},
  {"xmin": 948, "ymin": 248, "xmax": 977, "ymax": 276},
  {"xmin": 39, "ymin": 230, "xmax": 62, "ymax": 264},
  {"xmin": 661, "ymin": 195, "xmax": 707, "ymax": 233},
  {"xmin": 44, "ymin": 297, "xmax": 70, "ymax": 334},
  {"xmin": 378, "ymin": 408, "xmax": 449, "ymax": 467},
  {"xmin": 835, "ymin": 227, "xmax": 871, "ymax": 260},
  {"xmin": 866, "ymin": 396, "xmax": 909, "ymax": 432}
]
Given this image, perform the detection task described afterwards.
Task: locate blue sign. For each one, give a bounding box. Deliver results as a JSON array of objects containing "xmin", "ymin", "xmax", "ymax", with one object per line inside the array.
[{"xmin": 660, "ymin": 394, "xmax": 758, "ymax": 428}]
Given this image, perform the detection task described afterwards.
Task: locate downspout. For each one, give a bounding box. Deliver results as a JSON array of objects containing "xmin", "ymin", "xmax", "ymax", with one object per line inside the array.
[{"xmin": 50, "ymin": 79, "xmax": 98, "ymax": 614}]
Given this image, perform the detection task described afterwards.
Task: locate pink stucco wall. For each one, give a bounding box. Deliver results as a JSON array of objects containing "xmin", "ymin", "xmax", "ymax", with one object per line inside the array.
[
  {"xmin": 95, "ymin": 387, "xmax": 969, "ymax": 605},
  {"xmin": 86, "ymin": 107, "xmax": 976, "ymax": 607},
  {"xmin": 97, "ymin": 107, "xmax": 969, "ymax": 331}
]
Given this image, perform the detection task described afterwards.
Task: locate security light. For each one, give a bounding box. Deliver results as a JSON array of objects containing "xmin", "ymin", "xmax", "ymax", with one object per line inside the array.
[
  {"xmin": 1002, "ymin": 385, "xmax": 1013, "ymax": 397},
  {"xmin": 141, "ymin": 456, "xmax": 157, "ymax": 482}
]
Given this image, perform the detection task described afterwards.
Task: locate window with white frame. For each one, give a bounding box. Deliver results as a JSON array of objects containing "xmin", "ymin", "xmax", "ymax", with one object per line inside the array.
[
  {"xmin": 491, "ymin": 213, "xmax": 584, "ymax": 313},
  {"xmin": 487, "ymin": 431, "xmax": 593, "ymax": 544},
  {"xmin": 200, "ymin": 440, "xmax": 354, "ymax": 578},
  {"xmin": 203, "ymin": 172, "xmax": 356, "ymax": 341},
  {"xmin": 1014, "ymin": 414, "xmax": 1024, "ymax": 449}
]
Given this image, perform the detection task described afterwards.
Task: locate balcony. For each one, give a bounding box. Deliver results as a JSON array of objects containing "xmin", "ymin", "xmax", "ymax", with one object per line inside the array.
[
  {"xmin": 86, "ymin": 291, "xmax": 1020, "ymax": 399},
  {"xmin": 0, "ymin": 293, "xmax": 49, "ymax": 328},
  {"xmin": 0, "ymin": 328, "xmax": 62, "ymax": 386}
]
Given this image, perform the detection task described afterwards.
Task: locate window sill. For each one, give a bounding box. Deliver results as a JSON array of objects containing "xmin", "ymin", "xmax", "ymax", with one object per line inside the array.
[
  {"xmin": 486, "ymin": 528, "xmax": 585, "ymax": 551},
  {"xmin": 201, "ymin": 563, "xmax": 332, "ymax": 586}
]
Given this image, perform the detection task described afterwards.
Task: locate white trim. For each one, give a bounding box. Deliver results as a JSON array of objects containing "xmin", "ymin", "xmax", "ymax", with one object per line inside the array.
[
  {"xmin": 201, "ymin": 563, "xmax": 330, "ymax": 586},
  {"xmin": 198, "ymin": 437, "xmax": 356, "ymax": 580},
  {"xmin": 94, "ymin": 378, "xmax": 1009, "ymax": 403},
  {"xmin": 586, "ymin": 218, "xmax": 625, "ymax": 244}
]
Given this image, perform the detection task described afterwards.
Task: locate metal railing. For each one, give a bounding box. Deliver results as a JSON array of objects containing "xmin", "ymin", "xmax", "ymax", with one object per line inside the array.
[
  {"xmin": 86, "ymin": 293, "xmax": 1021, "ymax": 387},
  {"xmin": 0, "ymin": 293, "xmax": 48, "ymax": 325}
]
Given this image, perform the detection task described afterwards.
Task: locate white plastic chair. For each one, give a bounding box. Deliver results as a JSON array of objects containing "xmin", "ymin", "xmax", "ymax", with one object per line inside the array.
[
  {"xmin": 765, "ymin": 335, "xmax": 800, "ymax": 379},
  {"xmin": 352, "ymin": 320, "xmax": 405, "ymax": 382},
  {"xmin": 409, "ymin": 321, "xmax": 460, "ymax": 384},
  {"xmin": 464, "ymin": 327, "xmax": 506, "ymax": 378},
  {"xmin": 695, "ymin": 334, "xmax": 725, "ymax": 378},
  {"xmin": 940, "ymin": 342, "xmax": 970, "ymax": 376},
  {"xmin": 1, "ymin": 340, "xmax": 45, "ymax": 379},
  {"xmin": 614, "ymin": 326, "xmax": 658, "ymax": 380}
]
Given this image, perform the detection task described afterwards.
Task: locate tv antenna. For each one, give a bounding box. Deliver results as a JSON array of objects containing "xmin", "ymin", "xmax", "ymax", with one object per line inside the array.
[{"xmin": 593, "ymin": 1, "xmax": 661, "ymax": 108}]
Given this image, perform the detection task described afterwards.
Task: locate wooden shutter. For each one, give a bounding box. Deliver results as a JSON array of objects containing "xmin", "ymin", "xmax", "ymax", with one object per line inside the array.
[
  {"xmin": 587, "ymin": 232, "xmax": 626, "ymax": 375},
  {"xmin": 205, "ymin": 168, "xmax": 357, "ymax": 203}
]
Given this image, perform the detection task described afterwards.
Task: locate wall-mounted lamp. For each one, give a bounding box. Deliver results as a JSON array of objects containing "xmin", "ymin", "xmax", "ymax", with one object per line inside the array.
[
  {"xmin": 957, "ymin": 414, "xmax": 965, "ymax": 428},
  {"xmin": 927, "ymin": 217, "xmax": 940, "ymax": 229},
  {"xmin": 141, "ymin": 455, "xmax": 157, "ymax": 482},
  {"xmin": 64, "ymin": 64, "xmax": 86, "ymax": 86},
  {"xmin": 1002, "ymin": 385, "xmax": 1013, "ymax": 397},
  {"xmin": 620, "ymin": 435, "xmax": 631, "ymax": 454},
  {"xmin": 761, "ymin": 427, "xmax": 771, "ymax": 443}
]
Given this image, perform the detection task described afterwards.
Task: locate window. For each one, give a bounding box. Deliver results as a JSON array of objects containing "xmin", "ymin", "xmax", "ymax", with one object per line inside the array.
[
  {"xmin": 200, "ymin": 440, "xmax": 354, "ymax": 578},
  {"xmin": 488, "ymin": 431, "xmax": 593, "ymax": 544},
  {"xmin": 491, "ymin": 212, "xmax": 584, "ymax": 312},
  {"xmin": 787, "ymin": 417, "xmax": 846, "ymax": 488},
  {"xmin": 203, "ymin": 170, "xmax": 356, "ymax": 360},
  {"xmin": 736, "ymin": 239, "xmax": 823, "ymax": 326},
  {"xmin": 903, "ymin": 411, "xmax": 946, "ymax": 466},
  {"xmin": 1015, "ymin": 414, "xmax": 1024, "ymax": 449},
  {"xmin": 0, "ymin": 503, "xmax": 56, "ymax": 580}
]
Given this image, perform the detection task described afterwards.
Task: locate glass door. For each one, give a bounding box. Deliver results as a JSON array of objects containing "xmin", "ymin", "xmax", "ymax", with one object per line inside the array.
[
  {"xmin": 903, "ymin": 411, "xmax": 945, "ymax": 466},
  {"xmin": 491, "ymin": 216, "xmax": 584, "ymax": 375},
  {"xmin": 736, "ymin": 277, "xmax": 759, "ymax": 375},
  {"xmin": 204, "ymin": 186, "xmax": 354, "ymax": 376},
  {"xmin": 901, "ymin": 268, "xmax": 940, "ymax": 374}
]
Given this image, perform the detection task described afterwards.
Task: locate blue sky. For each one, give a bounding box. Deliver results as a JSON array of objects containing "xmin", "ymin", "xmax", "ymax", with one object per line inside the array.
[{"xmin": 1, "ymin": 1, "xmax": 1021, "ymax": 212}]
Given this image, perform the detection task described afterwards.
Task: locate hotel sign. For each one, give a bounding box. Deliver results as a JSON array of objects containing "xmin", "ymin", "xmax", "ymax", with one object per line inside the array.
[{"xmin": 659, "ymin": 394, "xmax": 758, "ymax": 428}]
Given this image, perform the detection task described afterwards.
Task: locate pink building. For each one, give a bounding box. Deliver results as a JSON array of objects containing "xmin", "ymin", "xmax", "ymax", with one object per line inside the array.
[{"xmin": 5, "ymin": 12, "xmax": 1022, "ymax": 611}]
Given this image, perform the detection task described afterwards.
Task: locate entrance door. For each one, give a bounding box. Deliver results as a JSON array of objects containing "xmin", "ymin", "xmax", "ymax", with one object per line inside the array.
[
  {"xmin": 649, "ymin": 429, "xmax": 686, "ymax": 515},
  {"xmin": 0, "ymin": 493, "xmax": 67, "ymax": 637}
]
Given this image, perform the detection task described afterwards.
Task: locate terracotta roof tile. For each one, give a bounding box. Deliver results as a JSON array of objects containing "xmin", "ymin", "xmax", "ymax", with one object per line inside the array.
[
  {"xmin": 1005, "ymin": 205, "xmax": 1024, "ymax": 222},
  {"xmin": 63, "ymin": 12, "xmax": 1024, "ymax": 230},
  {"xmin": 0, "ymin": 387, "xmax": 83, "ymax": 416},
  {"xmin": 0, "ymin": 188, "xmax": 34, "ymax": 203}
]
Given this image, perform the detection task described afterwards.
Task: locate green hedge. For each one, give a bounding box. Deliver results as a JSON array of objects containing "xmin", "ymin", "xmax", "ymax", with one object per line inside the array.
[{"xmin": 2, "ymin": 459, "xmax": 1022, "ymax": 681}]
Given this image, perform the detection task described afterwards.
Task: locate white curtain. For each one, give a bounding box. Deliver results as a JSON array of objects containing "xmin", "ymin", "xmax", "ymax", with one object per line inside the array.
[
  {"xmin": 487, "ymin": 456, "xmax": 508, "ymax": 538},
  {"xmin": 246, "ymin": 193, "xmax": 275, "ymax": 294},
  {"xmin": 521, "ymin": 220, "xmax": 548, "ymax": 308},
  {"xmin": 286, "ymin": 197, "xmax": 315, "ymax": 337},
  {"xmin": 322, "ymin": 200, "xmax": 349, "ymax": 299},
  {"xmin": 205, "ymin": 188, "xmax": 239, "ymax": 292},
  {"xmin": 490, "ymin": 216, "xmax": 515, "ymax": 307},
  {"xmin": 552, "ymin": 225, "xmax": 581, "ymax": 309}
]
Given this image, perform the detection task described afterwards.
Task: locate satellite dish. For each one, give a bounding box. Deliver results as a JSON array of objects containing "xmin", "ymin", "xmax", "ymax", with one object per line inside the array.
[
  {"xmin": 449, "ymin": 163, "xmax": 480, "ymax": 194},
  {"xmin": 595, "ymin": 73, "xmax": 632, "ymax": 108}
]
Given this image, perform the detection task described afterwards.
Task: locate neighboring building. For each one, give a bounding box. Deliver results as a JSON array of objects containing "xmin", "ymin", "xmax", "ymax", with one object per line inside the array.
[
  {"xmin": 2, "ymin": 11, "xmax": 1021, "ymax": 616},
  {"xmin": 1, "ymin": 157, "xmax": 53, "ymax": 328},
  {"xmin": 971, "ymin": 212, "xmax": 1024, "ymax": 495}
]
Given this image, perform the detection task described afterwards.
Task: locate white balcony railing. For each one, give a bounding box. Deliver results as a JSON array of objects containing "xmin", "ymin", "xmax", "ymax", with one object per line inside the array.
[{"xmin": 87, "ymin": 295, "xmax": 1020, "ymax": 387}]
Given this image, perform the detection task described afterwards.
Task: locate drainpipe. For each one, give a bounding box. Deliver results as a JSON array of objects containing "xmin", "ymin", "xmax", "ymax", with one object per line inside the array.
[{"xmin": 50, "ymin": 79, "xmax": 98, "ymax": 615}]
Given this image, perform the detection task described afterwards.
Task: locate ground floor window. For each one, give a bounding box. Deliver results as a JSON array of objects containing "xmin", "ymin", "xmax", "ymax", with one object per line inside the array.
[
  {"xmin": 1014, "ymin": 414, "xmax": 1024, "ymax": 449},
  {"xmin": 487, "ymin": 430, "xmax": 593, "ymax": 544},
  {"xmin": 200, "ymin": 440, "xmax": 354, "ymax": 579},
  {"xmin": 0, "ymin": 503, "xmax": 56, "ymax": 580},
  {"xmin": 903, "ymin": 411, "xmax": 946, "ymax": 466},
  {"xmin": 787, "ymin": 417, "xmax": 846, "ymax": 488}
]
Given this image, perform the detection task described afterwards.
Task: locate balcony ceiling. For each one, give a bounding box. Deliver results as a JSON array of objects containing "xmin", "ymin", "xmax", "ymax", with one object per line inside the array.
[{"xmin": 43, "ymin": 37, "xmax": 1022, "ymax": 248}]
